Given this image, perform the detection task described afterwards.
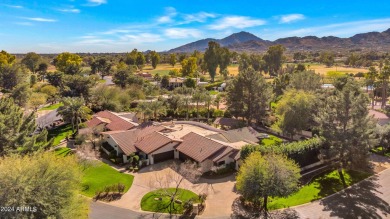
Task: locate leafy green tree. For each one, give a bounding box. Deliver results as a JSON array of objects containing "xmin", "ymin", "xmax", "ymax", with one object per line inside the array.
[
  {"xmin": 0, "ymin": 50, "xmax": 16, "ymax": 66},
  {"xmin": 41, "ymin": 85, "xmax": 59, "ymax": 104},
  {"xmin": 288, "ymin": 70, "xmax": 322, "ymax": 92},
  {"xmin": 125, "ymin": 49, "xmax": 138, "ymax": 65},
  {"xmin": 249, "ymin": 54, "xmax": 264, "ymax": 72},
  {"xmin": 293, "ymin": 52, "xmax": 306, "ymax": 62},
  {"xmin": 169, "ymin": 53, "xmax": 176, "ymax": 67},
  {"xmin": 30, "ymin": 74, "xmax": 37, "ymax": 87},
  {"xmin": 57, "ymin": 97, "xmax": 92, "ymax": 134},
  {"xmin": 62, "ymin": 74, "xmax": 97, "ymax": 100},
  {"xmin": 21, "ymin": 52, "xmax": 42, "ymax": 73},
  {"xmin": 37, "ymin": 62, "xmax": 48, "ymax": 81},
  {"xmin": 315, "ymin": 78, "xmax": 376, "ymax": 186},
  {"xmin": 0, "ymin": 98, "xmax": 52, "ymax": 155},
  {"xmin": 10, "ymin": 83, "xmax": 32, "ymax": 108},
  {"xmin": 192, "ymin": 88, "xmax": 207, "ymax": 121},
  {"xmin": 46, "ymin": 71, "xmax": 65, "ymax": 87},
  {"xmin": 29, "ymin": 92, "xmax": 47, "ymax": 111},
  {"xmin": 236, "ymin": 152, "xmax": 300, "ymax": 216},
  {"xmin": 169, "ymin": 69, "xmax": 180, "ymax": 77},
  {"xmin": 174, "ymin": 87, "xmax": 194, "ymax": 120},
  {"xmin": 113, "ymin": 69, "xmax": 134, "ymax": 89},
  {"xmin": 366, "ymin": 66, "xmax": 378, "ymax": 108},
  {"xmin": 227, "ymin": 67, "xmax": 272, "ymax": 125},
  {"xmin": 136, "ymin": 52, "xmax": 146, "ymax": 70},
  {"xmin": 238, "ymin": 53, "xmax": 251, "ymax": 72},
  {"xmin": 272, "ymin": 73, "xmax": 290, "ymax": 97},
  {"xmin": 295, "ymin": 63, "xmax": 306, "ymax": 72},
  {"xmin": 204, "ymin": 41, "xmax": 220, "ymax": 82},
  {"xmin": 378, "ymin": 64, "xmax": 390, "ymax": 108},
  {"xmin": 149, "ymin": 101, "xmax": 167, "ymax": 120},
  {"xmin": 54, "ymin": 52, "xmax": 82, "ymax": 75},
  {"xmin": 180, "ymin": 57, "xmax": 197, "ymax": 77},
  {"xmin": 91, "ymin": 57, "xmax": 112, "ymax": 79},
  {"xmin": 184, "ymin": 77, "xmax": 196, "ymax": 88},
  {"xmin": 273, "ymin": 89, "xmax": 317, "ymax": 137},
  {"xmin": 262, "ymin": 45, "xmax": 285, "ymax": 76},
  {"xmin": 167, "ymin": 94, "xmax": 183, "ymax": 118},
  {"xmin": 0, "ymin": 64, "xmax": 26, "ymax": 90},
  {"xmin": 90, "ymin": 85, "xmax": 130, "ymax": 112},
  {"xmin": 218, "ymin": 47, "xmax": 231, "ymax": 74},
  {"xmin": 320, "ymin": 52, "xmax": 335, "ymax": 67},
  {"xmin": 150, "ymin": 51, "xmax": 160, "ymax": 69},
  {"xmin": 0, "ymin": 153, "xmax": 88, "ymax": 218},
  {"xmin": 161, "ymin": 75, "xmax": 170, "ymax": 88}
]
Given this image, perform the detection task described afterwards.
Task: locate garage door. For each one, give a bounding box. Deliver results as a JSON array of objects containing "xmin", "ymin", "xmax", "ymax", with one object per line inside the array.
[{"xmin": 153, "ymin": 151, "xmax": 174, "ymax": 163}]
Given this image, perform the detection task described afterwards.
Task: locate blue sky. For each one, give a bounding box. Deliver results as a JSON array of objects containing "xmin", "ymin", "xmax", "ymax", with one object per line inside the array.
[{"xmin": 1, "ymin": 0, "xmax": 390, "ymax": 53}]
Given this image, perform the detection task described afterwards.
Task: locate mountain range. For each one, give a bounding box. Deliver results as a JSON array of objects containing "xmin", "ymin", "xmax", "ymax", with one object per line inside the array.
[{"xmin": 168, "ymin": 29, "xmax": 390, "ymax": 53}]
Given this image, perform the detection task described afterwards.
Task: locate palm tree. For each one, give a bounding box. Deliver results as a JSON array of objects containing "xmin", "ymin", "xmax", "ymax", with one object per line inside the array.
[
  {"xmin": 366, "ymin": 66, "xmax": 378, "ymax": 109},
  {"xmin": 192, "ymin": 88, "xmax": 207, "ymax": 121},
  {"xmin": 174, "ymin": 87, "xmax": 193, "ymax": 120},
  {"xmin": 136, "ymin": 102, "xmax": 149, "ymax": 122},
  {"xmin": 149, "ymin": 101, "xmax": 167, "ymax": 120},
  {"xmin": 57, "ymin": 97, "xmax": 92, "ymax": 134},
  {"xmin": 168, "ymin": 94, "xmax": 183, "ymax": 118}
]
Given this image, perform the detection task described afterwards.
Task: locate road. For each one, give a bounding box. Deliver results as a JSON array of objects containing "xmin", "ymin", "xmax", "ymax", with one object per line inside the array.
[{"xmin": 36, "ymin": 109, "xmax": 62, "ymax": 129}]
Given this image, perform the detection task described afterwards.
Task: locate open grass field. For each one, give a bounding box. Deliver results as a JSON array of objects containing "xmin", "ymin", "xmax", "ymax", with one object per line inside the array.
[
  {"xmin": 306, "ymin": 63, "xmax": 368, "ymax": 76},
  {"xmin": 38, "ymin": 103, "xmax": 63, "ymax": 111},
  {"xmin": 141, "ymin": 188, "xmax": 200, "ymax": 214},
  {"xmin": 143, "ymin": 64, "xmax": 182, "ymax": 76},
  {"xmin": 81, "ymin": 161, "xmax": 134, "ymax": 197},
  {"xmin": 47, "ymin": 123, "xmax": 73, "ymax": 146},
  {"xmin": 261, "ymin": 135, "xmax": 283, "ymax": 146},
  {"xmin": 268, "ymin": 169, "xmax": 372, "ymax": 210}
]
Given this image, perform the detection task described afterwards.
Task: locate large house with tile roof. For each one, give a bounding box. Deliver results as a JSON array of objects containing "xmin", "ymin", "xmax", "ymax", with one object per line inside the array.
[
  {"xmin": 86, "ymin": 110, "xmax": 139, "ymax": 132},
  {"xmin": 97, "ymin": 115, "xmax": 263, "ymax": 172}
]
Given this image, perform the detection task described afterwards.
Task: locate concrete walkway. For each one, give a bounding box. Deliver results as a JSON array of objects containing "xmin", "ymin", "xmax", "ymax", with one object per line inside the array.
[{"xmin": 108, "ymin": 161, "xmax": 238, "ymax": 217}]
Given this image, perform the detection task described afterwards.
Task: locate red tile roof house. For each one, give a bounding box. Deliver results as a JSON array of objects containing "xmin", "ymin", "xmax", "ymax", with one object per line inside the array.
[
  {"xmin": 86, "ymin": 110, "xmax": 139, "ymax": 132},
  {"xmin": 99, "ymin": 120, "xmax": 262, "ymax": 172}
]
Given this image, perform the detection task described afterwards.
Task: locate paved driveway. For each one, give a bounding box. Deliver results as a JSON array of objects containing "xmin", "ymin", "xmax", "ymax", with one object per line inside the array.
[{"xmin": 109, "ymin": 161, "xmax": 238, "ymax": 217}]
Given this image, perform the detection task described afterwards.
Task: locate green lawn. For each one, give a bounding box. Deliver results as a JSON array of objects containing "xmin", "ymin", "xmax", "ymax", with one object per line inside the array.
[
  {"xmin": 48, "ymin": 124, "xmax": 73, "ymax": 146},
  {"xmin": 209, "ymin": 90, "xmax": 219, "ymax": 95},
  {"xmin": 53, "ymin": 147, "xmax": 72, "ymax": 157},
  {"xmin": 81, "ymin": 161, "xmax": 134, "ymax": 197},
  {"xmin": 268, "ymin": 169, "xmax": 372, "ymax": 210},
  {"xmin": 371, "ymin": 146, "xmax": 390, "ymax": 157},
  {"xmin": 141, "ymin": 188, "xmax": 199, "ymax": 214},
  {"xmin": 39, "ymin": 103, "xmax": 63, "ymax": 111},
  {"xmin": 261, "ymin": 135, "xmax": 283, "ymax": 146}
]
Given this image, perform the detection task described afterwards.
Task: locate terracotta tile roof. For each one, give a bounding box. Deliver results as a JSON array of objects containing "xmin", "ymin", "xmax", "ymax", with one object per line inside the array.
[
  {"xmin": 104, "ymin": 124, "xmax": 168, "ymax": 155},
  {"xmin": 176, "ymin": 132, "xmax": 226, "ymax": 162},
  {"xmin": 135, "ymin": 132, "xmax": 178, "ymax": 154},
  {"xmin": 211, "ymin": 147, "xmax": 235, "ymax": 162},
  {"xmin": 92, "ymin": 111, "xmax": 138, "ymax": 131},
  {"xmin": 109, "ymin": 130, "xmax": 139, "ymax": 155},
  {"xmin": 229, "ymin": 150, "xmax": 241, "ymax": 161},
  {"xmin": 86, "ymin": 117, "xmax": 106, "ymax": 128}
]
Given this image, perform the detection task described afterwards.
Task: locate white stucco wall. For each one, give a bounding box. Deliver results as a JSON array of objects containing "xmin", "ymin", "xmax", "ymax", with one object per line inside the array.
[{"xmin": 104, "ymin": 134, "xmax": 124, "ymax": 156}]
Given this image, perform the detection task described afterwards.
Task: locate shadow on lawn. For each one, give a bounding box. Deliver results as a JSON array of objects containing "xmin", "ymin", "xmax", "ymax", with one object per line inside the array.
[{"xmin": 320, "ymin": 175, "xmax": 390, "ymax": 219}]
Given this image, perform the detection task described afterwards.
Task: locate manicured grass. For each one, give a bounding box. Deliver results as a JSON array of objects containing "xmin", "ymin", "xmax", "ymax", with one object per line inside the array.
[
  {"xmin": 48, "ymin": 124, "xmax": 73, "ymax": 146},
  {"xmin": 268, "ymin": 169, "xmax": 372, "ymax": 210},
  {"xmin": 371, "ymin": 146, "xmax": 390, "ymax": 157},
  {"xmin": 38, "ymin": 103, "xmax": 63, "ymax": 111},
  {"xmin": 81, "ymin": 161, "xmax": 134, "ymax": 197},
  {"xmin": 209, "ymin": 90, "xmax": 219, "ymax": 95},
  {"xmin": 54, "ymin": 147, "xmax": 72, "ymax": 157},
  {"xmin": 141, "ymin": 188, "xmax": 199, "ymax": 214},
  {"xmin": 261, "ymin": 135, "xmax": 283, "ymax": 146}
]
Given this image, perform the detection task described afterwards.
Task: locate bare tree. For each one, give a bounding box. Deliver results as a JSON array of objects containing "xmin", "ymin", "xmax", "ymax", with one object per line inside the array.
[{"xmin": 149, "ymin": 161, "xmax": 202, "ymax": 216}]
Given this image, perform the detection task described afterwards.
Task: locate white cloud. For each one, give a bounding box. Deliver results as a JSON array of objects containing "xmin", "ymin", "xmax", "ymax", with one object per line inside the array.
[
  {"xmin": 181, "ymin": 12, "xmax": 216, "ymax": 24},
  {"xmin": 119, "ymin": 33, "xmax": 163, "ymax": 43},
  {"xmin": 85, "ymin": 0, "xmax": 107, "ymax": 6},
  {"xmin": 157, "ymin": 7, "xmax": 177, "ymax": 23},
  {"xmin": 279, "ymin": 14, "xmax": 305, "ymax": 24},
  {"xmin": 23, "ymin": 17, "xmax": 57, "ymax": 22},
  {"xmin": 58, "ymin": 8, "xmax": 80, "ymax": 13},
  {"xmin": 208, "ymin": 16, "xmax": 266, "ymax": 30},
  {"xmin": 164, "ymin": 28, "xmax": 202, "ymax": 39},
  {"xmin": 3, "ymin": 4, "xmax": 23, "ymax": 8}
]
